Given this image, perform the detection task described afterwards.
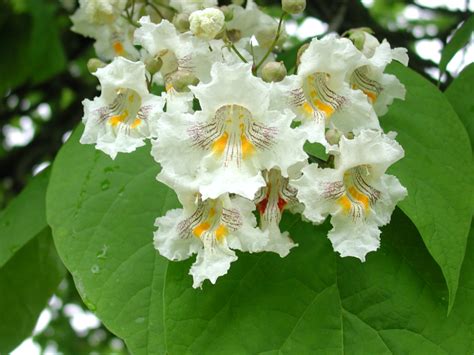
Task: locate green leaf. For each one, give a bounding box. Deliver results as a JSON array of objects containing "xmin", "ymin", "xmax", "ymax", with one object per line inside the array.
[
  {"xmin": 0, "ymin": 169, "xmax": 50, "ymax": 268},
  {"xmin": 439, "ymin": 15, "xmax": 474, "ymax": 75},
  {"xmin": 445, "ymin": 62, "xmax": 474, "ymax": 152},
  {"xmin": 0, "ymin": 0, "xmax": 65, "ymax": 95},
  {"xmin": 0, "ymin": 228, "xmax": 65, "ymax": 353},
  {"xmin": 47, "ymin": 128, "xmax": 474, "ymax": 353},
  {"xmin": 26, "ymin": 0, "xmax": 66, "ymax": 84},
  {"xmin": 383, "ymin": 63, "xmax": 474, "ymax": 311}
]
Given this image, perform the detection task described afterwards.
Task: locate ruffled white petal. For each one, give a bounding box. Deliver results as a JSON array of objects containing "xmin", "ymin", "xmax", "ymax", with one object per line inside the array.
[
  {"xmin": 95, "ymin": 57, "xmax": 148, "ymax": 98},
  {"xmin": 336, "ymin": 130, "xmax": 404, "ymax": 177},
  {"xmin": 328, "ymin": 212, "xmax": 381, "ymax": 261},
  {"xmin": 154, "ymin": 209, "xmax": 202, "ymax": 261},
  {"xmin": 298, "ymin": 34, "xmax": 365, "ymax": 86},
  {"xmin": 293, "ymin": 163, "xmax": 343, "ymax": 224}
]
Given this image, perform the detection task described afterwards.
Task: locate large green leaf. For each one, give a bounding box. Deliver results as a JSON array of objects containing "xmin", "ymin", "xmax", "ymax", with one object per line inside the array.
[
  {"xmin": 0, "ymin": 228, "xmax": 65, "ymax": 353},
  {"xmin": 382, "ymin": 64, "xmax": 473, "ymax": 311},
  {"xmin": 0, "ymin": 0, "xmax": 65, "ymax": 95},
  {"xmin": 439, "ymin": 15, "xmax": 474, "ymax": 75},
  {"xmin": 0, "ymin": 169, "xmax": 50, "ymax": 268},
  {"xmin": 445, "ymin": 62, "xmax": 474, "ymax": 151},
  {"xmin": 47, "ymin": 128, "xmax": 474, "ymax": 354}
]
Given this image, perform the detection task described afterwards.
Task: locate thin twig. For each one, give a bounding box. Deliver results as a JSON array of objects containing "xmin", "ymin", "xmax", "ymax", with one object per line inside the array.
[{"xmin": 253, "ymin": 12, "xmax": 286, "ymax": 74}]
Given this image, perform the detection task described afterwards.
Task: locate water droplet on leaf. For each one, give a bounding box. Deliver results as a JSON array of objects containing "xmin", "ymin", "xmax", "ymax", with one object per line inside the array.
[{"xmin": 101, "ymin": 180, "xmax": 110, "ymax": 190}]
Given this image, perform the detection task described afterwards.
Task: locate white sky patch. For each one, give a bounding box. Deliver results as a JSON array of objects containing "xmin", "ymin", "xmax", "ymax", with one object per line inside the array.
[
  {"xmin": 416, "ymin": 39, "xmax": 443, "ymax": 62},
  {"xmin": 62, "ymin": 130, "xmax": 73, "ymax": 143},
  {"xmin": 32, "ymin": 161, "xmax": 51, "ymax": 176},
  {"xmin": 286, "ymin": 17, "xmax": 328, "ymax": 40},
  {"xmin": 415, "ymin": 0, "xmax": 474, "ymax": 11},
  {"xmin": 11, "ymin": 338, "xmax": 41, "ymax": 355},
  {"xmin": 2, "ymin": 116, "xmax": 35, "ymax": 149},
  {"xmin": 64, "ymin": 303, "xmax": 101, "ymax": 336},
  {"xmin": 37, "ymin": 103, "xmax": 52, "ymax": 121}
]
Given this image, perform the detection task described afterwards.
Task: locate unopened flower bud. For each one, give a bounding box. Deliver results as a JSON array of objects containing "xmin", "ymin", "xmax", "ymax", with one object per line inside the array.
[
  {"xmin": 282, "ymin": 0, "xmax": 306, "ymax": 14},
  {"xmin": 296, "ymin": 42, "xmax": 309, "ymax": 67},
  {"xmin": 168, "ymin": 70, "xmax": 199, "ymax": 92},
  {"xmin": 189, "ymin": 8, "xmax": 225, "ymax": 41},
  {"xmin": 173, "ymin": 13, "xmax": 190, "ymax": 33},
  {"xmin": 325, "ymin": 129, "xmax": 343, "ymax": 145},
  {"xmin": 220, "ymin": 6, "xmax": 234, "ymax": 21},
  {"xmin": 226, "ymin": 29, "xmax": 242, "ymax": 43},
  {"xmin": 261, "ymin": 61, "xmax": 287, "ymax": 82},
  {"xmin": 87, "ymin": 58, "xmax": 106, "ymax": 73},
  {"xmin": 344, "ymin": 28, "xmax": 377, "ymax": 56},
  {"xmin": 145, "ymin": 55, "xmax": 163, "ymax": 75}
]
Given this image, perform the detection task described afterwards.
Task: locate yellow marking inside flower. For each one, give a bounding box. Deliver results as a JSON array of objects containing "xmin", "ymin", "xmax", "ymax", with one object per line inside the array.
[
  {"xmin": 313, "ymin": 99, "xmax": 335, "ymax": 117},
  {"xmin": 302, "ymin": 102, "xmax": 314, "ymax": 115},
  {"xmin": 113, "ymin": 41, "xmax": 124, "ymax": 55},
  {"xmin": 241, "ymin": 135, "xmax": 255, "ymax": 159},
  {"xmin": 128, "ymin": 94, "xmax": 135, "ymax": 103},
  {"xmin": 130, "ymin": 118, "xmax": 142, "ymax": 129},
  {"xmin": 109, "ymin": 110, "xmax": 129, "ymax": 126},
  {"xmin": 215, "ymin": 224, "xmax": 229, "ymax": 242},
  {"xmin": 193, "ymin": 222, "xmax": 211, "ymax": 238},
  {"xmin": 338, "ymin": 195, "xmax": 352, "ymax": 213},
  {"xmin": 363, "ymin": 90, "xmax": 377, "ymax": 103},
  {"xmin": 165, "ymin": 83, "xmax": 173, "ymax": 92},
  {"xmin": 212, "ymin": 132, "xmax": 229, "ymax": 155},
  {"xmin": 348, "ymin": 186, "xmax": 370, "ymax": 210}
]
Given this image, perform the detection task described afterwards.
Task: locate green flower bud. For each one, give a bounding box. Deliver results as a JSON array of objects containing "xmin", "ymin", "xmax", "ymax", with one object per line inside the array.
[
  {"xmin": 220, "ymin": 6, "xmax": 234, "ymax": 21},
  {"xmin": 173, "ymin": 13, "xmax": 190, "ymax": 33},
  {"xmin": 261, "ymin": 61, "xmax": 287, "ymax": 83},
  {"xmin": 145, "ymin": 55, "xmax": 163, "ymax": 75},
  {"xmin": 282, "ymin": 0, "xmax": 306, "ymax": 14},
  {"xmin": 87, "ymin": 58, "xmax": 106, "ymax": 73},
  {"xmin": 226, "ymin": 29, "xmax": 242, "ymax": 43},
  {"xmin": 168, "ymin": 70, "xmax": 199, "ymax": 92},
  {"xmin": 343, "ymin": 27, "xmax": 374, "ymax": 51},
  {"xmin": 325, "ymin": 129, "xmax": 343, "ymax": 145}
]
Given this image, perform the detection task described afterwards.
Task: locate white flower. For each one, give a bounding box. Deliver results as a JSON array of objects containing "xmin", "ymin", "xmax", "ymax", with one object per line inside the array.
[
  {"xmin": 254, "ymin": 167, "xmax": 303, "ymax": 257},
  {"xmin": 350, "ymin": 32, "xmax": 409, "ymax": 116},
  {"xmin": 275, "ymin": 34, "xmax": 379, "ymax": 149},
  {"xmin": 80, "ymin": 57, "xmax": 164, "ymax": 159},
  {"xmin": 154, "ymin": 194, "xmax": 268, "ymax": 288},
  {"xmin": 189, "ymin": 8, "xmax": 225, "ymax": 41},
  {"xmin": 72, "ymin": 8, "xmax": 139, "ymax": 60},
  {"xmin": 152, "ymin": 62, "xmax": 307, "ymax": 200},
  {"xmin": 293, "ymin": 130, "xmax": 407, "ymax": 261},
  {"xmin": 169, "ymin": 0, "xmax": 218, "ymax": 13},
  {"xmin": 226, "ymin": 1, "xmax": 283, "ymax": 48},
  {"xmin": 134, "ymin": 16, "xmax": 218, "ymax": 83},
  {"xmin": 71, "ymin": 0, "xmax": 126, "ymax": 27}
]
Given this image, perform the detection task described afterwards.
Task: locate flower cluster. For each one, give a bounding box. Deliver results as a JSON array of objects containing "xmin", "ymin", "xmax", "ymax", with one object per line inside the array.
[{"xmin": 74, "ymin": 0, "xmax": 408, "ymax": 288}]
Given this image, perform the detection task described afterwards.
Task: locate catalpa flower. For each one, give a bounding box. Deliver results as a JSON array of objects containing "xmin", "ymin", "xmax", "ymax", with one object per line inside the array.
[
  {"xmin": 293, "ymin": 130, "xmax": 407, "ymax": 261},
  {"xmin": 276, "ymin": 34, "xmax": 379, "ymax": 148},
  {"xmin": 152, "ymin": 62, "xmax": 307, "ymax": 200},
  {"xmin": 154, "ymin": 194, "xmax": 269, "ymax": 288},
  {"xmin": 350, "ymin": 32, "xmax": 409, "ymax": 116},
  {"xmin": 80, "ymin": 57, "xmax": 164, "ymax": 159},
  {"xmin": 71, "ymin": 2, "xmax": 139, "ymax": 60},
  {"xmin": 254, "ymin": 167, "xmax": 302, "ymax": 257},
  {"xmin": 134, "ymin": 17, "xmax": 218, "ymax": 83}
]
